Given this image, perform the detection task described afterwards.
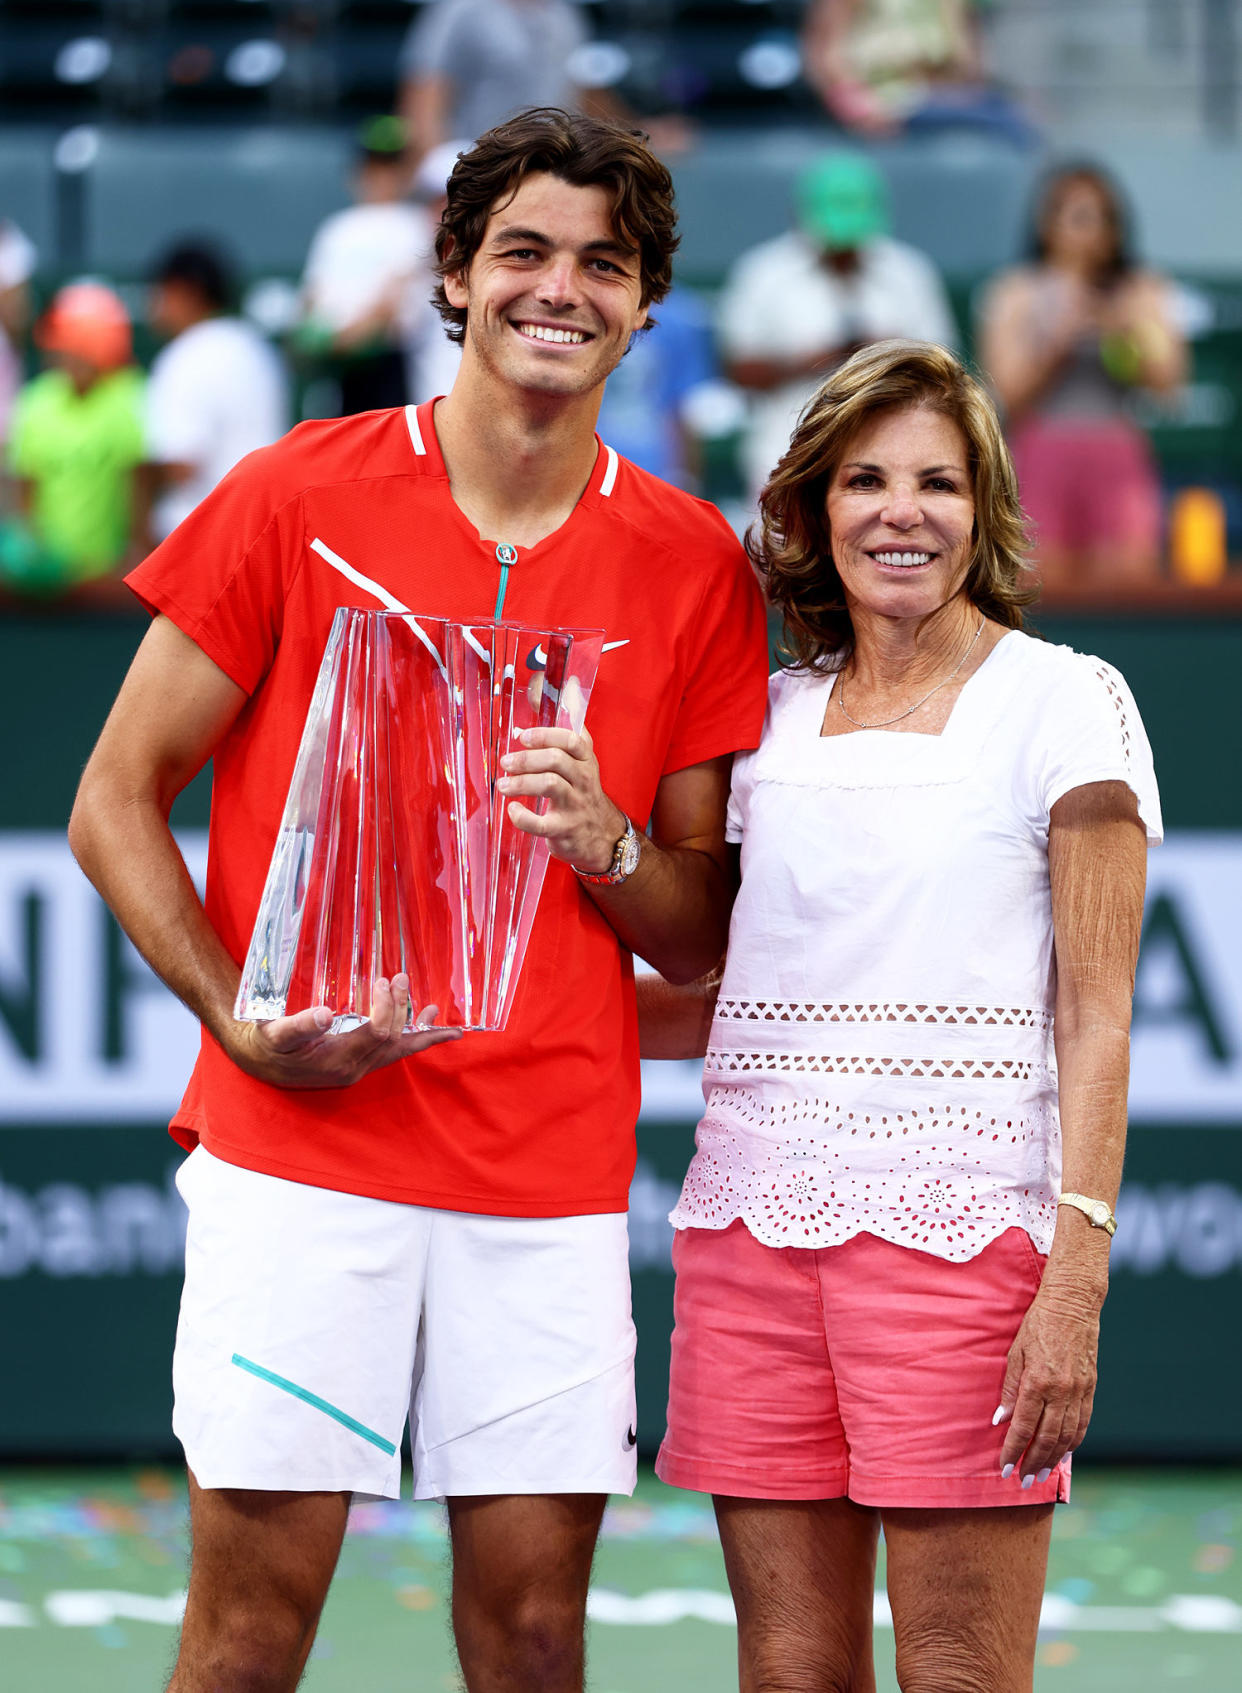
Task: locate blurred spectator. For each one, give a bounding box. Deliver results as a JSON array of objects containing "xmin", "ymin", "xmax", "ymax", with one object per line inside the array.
[
  {"xmin": 405, "ymin": 139, "xmax": 468, "ymax": 404},
  {"xmin": 979, "ymin": 163, "xmax": 1187, "ymax": 590},
  {"xmin": 299, "ymin": 115, "xmax": 431, "ymax": 414},
  {"xmin": 596, "ymin": 288, "xmax": 719, "ymax": 491},
  {"xmin": 801, "ymin": 0, "xmax": 1034, "ymax": 144},
  {"xmin": 717, "ymin": 151, "xmax": 957, "ymax": 504},
  {"xmin": 146, "ymin": 242, "xmax": 289, "ymax": 545},
  {"xmin": 399, "ymin": 0, "xmax": 588, "ymax": 159},
  {"xmin": 0, "ymin": 220, "xmax": 36, "ymax": 446},
  {"xmin": 1, "ymin": 283, "xmax": 145, "ymax": 597},
  {"xmin": 398, "ymin": 0, "xmax": 691, "ymax": 162}
]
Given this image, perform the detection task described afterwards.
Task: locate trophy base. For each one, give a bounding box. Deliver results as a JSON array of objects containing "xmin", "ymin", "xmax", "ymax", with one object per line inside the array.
[{"xmin": 328, "ymin": 1012, "xmax": 487, "ymax": 1036}]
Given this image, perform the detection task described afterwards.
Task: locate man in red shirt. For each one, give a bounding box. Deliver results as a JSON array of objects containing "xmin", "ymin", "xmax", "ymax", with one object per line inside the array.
[{"xmin": 70, "ymin": 108, "xmax": 766, "ymax": 1692}]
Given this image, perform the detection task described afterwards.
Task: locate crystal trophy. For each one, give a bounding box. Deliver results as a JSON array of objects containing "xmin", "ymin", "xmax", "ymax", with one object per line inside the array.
[{"xmin": 235, "ymin": 609, "xmax": 605, "ymax": 1033}]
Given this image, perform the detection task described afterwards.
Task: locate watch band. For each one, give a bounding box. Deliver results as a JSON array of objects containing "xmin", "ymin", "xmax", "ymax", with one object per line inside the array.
[
  {"xmin": 572, "ymin": 816, "xmax": 640, "ymax": 886},
  {"xmin": 1058, "ymin": 1191, "xmax": 1118, "ymax": 1237}
]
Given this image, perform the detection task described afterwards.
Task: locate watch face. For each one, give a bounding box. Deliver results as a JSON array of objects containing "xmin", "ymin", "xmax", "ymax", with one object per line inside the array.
[{"xmin": 1092, "ymin": 1202, "xmax": 1110, "ymax": 1226}]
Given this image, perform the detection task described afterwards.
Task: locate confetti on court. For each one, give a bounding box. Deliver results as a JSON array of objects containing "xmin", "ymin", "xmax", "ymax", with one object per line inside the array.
[{"xmin": 0, "ymin": 1467, "xmax": 1239, "ymax": 1690}]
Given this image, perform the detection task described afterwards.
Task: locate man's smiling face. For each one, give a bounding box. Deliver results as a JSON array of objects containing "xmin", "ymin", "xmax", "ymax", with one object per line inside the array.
[{"xmin": 443, "ymin": 172, "xmax": 649, "ymax": 400}]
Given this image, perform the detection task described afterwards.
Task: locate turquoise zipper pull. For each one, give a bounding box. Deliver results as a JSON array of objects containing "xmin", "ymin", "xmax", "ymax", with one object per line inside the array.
[{"xmin": 494, "ymin": 542, "xmax": 517, "ymax": 619}]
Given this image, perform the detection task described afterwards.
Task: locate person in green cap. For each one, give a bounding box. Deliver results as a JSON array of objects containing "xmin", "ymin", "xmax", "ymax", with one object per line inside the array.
[
  {"xmin": 298, "ymin": 115, "xmax": 431, "ymax": 414},
  {"xmin": 717, "ymin": 149, "xmax": 956, "ymax": 505}
]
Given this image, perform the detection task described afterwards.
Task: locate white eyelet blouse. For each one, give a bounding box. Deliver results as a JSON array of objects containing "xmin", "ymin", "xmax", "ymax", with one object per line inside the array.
[{"xmin": 670, "ymin": 630, "xmax": 1162, "ymax": 1262}]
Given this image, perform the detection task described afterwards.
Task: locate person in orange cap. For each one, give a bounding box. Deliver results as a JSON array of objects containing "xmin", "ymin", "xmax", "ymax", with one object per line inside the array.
[{"xmin": 2, "ymin": 280, "xmax": 147, "ymax": 593}]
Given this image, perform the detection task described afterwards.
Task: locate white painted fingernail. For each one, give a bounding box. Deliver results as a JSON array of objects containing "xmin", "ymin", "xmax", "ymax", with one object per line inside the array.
[
  {"xmin": 1021, "ymin": 1474, "xmax": 1035, "ymax": 1490},
  {"xmin": 1036, "ymin": 1467, "xmax": 1052, "ymax": 1484},
  {"xmin": 992, "ymin": 1405, "xmax": 1009, "ymax": 1427},
  {"xmin": 1001, "ymin": 1463, "xmax": 1014, "ymax": 1480}
]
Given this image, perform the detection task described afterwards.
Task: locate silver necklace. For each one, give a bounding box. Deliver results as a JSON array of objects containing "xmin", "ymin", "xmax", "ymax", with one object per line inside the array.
[{"xmin": 837, "ymin": 619, "xmax": 986, "ymax": 729}]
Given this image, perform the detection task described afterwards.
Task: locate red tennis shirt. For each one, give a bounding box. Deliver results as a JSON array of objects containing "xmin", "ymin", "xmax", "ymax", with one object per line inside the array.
[{"xmin": 127, "ymin": 400, "xmax": 768, "ymax": 1215}]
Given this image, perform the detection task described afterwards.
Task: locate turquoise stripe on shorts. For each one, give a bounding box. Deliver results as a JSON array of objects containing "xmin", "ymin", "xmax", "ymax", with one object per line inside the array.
[{"xmin": 230, "ymin": 1354, "xmax": 398, "ymax": 1456}]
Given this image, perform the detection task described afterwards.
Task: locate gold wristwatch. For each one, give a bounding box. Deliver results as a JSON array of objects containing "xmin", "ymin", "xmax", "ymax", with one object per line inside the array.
[
  {"xmin": 572, "ymin": 816, "xmax": 641, "ymax": 886},
  {"xmin": 1057, "ymin": 1192, "xmax": 1117, "ymax": 1237}
]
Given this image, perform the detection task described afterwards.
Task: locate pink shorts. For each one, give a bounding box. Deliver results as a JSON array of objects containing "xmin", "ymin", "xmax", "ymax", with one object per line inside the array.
[
  {"xmin": 656, "ymin": 1221, "xmax": 1070, "ymax": 1510},
  {"xmin": 1010, "ymin": 417, "xmax": 1162, "ymax": 556}
]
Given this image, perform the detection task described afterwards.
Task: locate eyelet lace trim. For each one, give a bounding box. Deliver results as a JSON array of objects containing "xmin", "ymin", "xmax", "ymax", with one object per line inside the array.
[
  {"xmin": 672, "ymin": 1090, "xmax": 1059, "ymax": 1256},
  {"xmin": 714, "ymin": 998, "xmax": 1052, "ymax": 1030},
  {"xmin": 705, "ymin": 1051, "xmax": 1040, "ymax": 1080},
  {"xmin": 1096, "ymin": 662, "xmax": 1133, "ymax": 763}
]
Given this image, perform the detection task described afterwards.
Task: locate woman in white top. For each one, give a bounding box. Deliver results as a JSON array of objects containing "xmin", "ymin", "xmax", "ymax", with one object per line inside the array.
[{"xmin": 642, "ymin": 339, "xmax": 1159, "ymax": 1692}]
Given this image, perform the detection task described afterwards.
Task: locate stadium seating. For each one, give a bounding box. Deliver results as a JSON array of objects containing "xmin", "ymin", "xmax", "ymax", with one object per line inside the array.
[
  {"xmin": 77, "ymin": 125, "xmax": 352, "ymax": 273},
  {"xmin": 0, "ymin": 0, "xmax": 826, "ymax": 122}
]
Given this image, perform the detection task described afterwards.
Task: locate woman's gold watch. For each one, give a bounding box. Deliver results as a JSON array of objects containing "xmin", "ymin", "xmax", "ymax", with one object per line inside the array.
[{"xmin": 1057, "ymin": 1192, "xmax": 1117, "ymax": 1237}]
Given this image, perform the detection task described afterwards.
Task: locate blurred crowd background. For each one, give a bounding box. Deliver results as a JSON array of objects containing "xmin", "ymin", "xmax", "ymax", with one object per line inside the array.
[{"xmin": 1, "ymin": 0, "xmax": 1240, "ymax": 606}]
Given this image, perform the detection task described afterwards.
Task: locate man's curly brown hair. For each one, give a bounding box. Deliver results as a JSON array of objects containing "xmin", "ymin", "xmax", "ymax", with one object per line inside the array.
[
  {"xmin": 432, "ymin": 107, "xmax": 678, "ymax": 345},
  {"xmin": 754, "ymin": 339, "xmax": 1036, "ymax": 672}
]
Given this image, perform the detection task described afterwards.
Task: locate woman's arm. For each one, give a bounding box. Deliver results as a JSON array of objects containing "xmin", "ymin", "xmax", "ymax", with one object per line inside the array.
[
  {"xmin": 978, "ymin": 269, "xmax": 1093, "ymax": 421},
  {"xmin": 996, "ymin": 779, "xmax": 1147, "ymax": 1482},
  {"xmin": 635, "ymin": 836, "xmax": 737, "ymax": 1055},
  {"xmin": 637, "ymin": 964, "xmax": 723, "ymax": 1060}
]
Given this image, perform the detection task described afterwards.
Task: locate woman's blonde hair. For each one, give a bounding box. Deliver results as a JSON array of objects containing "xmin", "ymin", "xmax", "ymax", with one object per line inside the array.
[{"xmin": 752, "ymin": 339, "xmax": 1035, "ymax": 671}]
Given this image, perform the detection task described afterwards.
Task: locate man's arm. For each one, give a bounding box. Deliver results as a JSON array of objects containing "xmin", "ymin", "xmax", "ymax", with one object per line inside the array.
[
  {"xmin": 499, "ymin": 729, "xmax": 736, "ymax": 983},
  {"xmin": 726, "ymin": 346, "xmax": 856, "ymax": 393},
  {"xmin": 69, "ymin": 614, "xmax": 460, "ymax": 1087}
]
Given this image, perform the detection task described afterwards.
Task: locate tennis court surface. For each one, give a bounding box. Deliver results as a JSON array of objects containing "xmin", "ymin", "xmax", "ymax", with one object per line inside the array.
[{"xmin": 1, "ymin": 1465, "xmax": 1239, "ymax": 1690}]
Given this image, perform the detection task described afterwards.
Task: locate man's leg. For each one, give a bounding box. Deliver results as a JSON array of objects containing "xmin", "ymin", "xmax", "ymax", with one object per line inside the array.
[
  {"xmin": 167, "ymin": 1475, "xmax": 349, "ymax": 1693},
  {"xmin": 447, "ymin": 1493, "xmax": 607, "ymax": 1693}
]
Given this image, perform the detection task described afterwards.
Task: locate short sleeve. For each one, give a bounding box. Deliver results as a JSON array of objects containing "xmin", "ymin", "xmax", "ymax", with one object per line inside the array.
[
  {"xmin": 715, "ymin": 247, "xmax": 778, "ymax": 360},
  {"xmin": 725, "ymin": 783, "xmax": 744, "ymax": 843},
  {"xmin": 1032, "ymin": 652, "xmax": 1162, "ymax": 844},
  {"xmin": 661, "ymin": 526, "xmax": 768, "ymax": 777},
  {"xmin": 126, "ymin": 441, "xmax": 305, "ymax": 697},
  {"xmin": 146, "ymin": 345, "xmax": 211, "ymax": 466}
]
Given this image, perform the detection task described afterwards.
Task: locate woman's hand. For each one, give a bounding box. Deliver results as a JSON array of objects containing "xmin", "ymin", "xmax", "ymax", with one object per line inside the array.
[{"xmin": 993, "ymin": 1276, "xmax": 1102, "ymax": 1484}]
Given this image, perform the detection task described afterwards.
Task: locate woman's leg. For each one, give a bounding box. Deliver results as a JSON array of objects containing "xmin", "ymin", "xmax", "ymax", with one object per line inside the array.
[
  {"xmin": 882, "ymin": 1503, "xmax": 1053, "ymax": 1693},
  {"xmin": 715, "ymin": 1495, "xmax": 881, "ymax": 1693}
]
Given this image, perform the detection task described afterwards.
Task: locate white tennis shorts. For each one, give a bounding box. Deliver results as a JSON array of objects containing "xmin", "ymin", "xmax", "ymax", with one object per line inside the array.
[{"xmin": 172, "ymin": 1147, "xmax": 638, "ymax": 1500}]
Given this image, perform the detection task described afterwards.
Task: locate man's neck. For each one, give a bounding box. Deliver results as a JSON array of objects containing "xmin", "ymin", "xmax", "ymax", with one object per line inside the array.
[{"xmin": 432, "ymin": 366, "xmax": 604, "ymax": 550}]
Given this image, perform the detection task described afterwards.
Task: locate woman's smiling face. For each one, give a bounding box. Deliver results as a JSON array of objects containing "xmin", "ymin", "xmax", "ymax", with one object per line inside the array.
[{"xmin": 825, "ymin": 404, "xmax": 976, "ymax": 622}]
